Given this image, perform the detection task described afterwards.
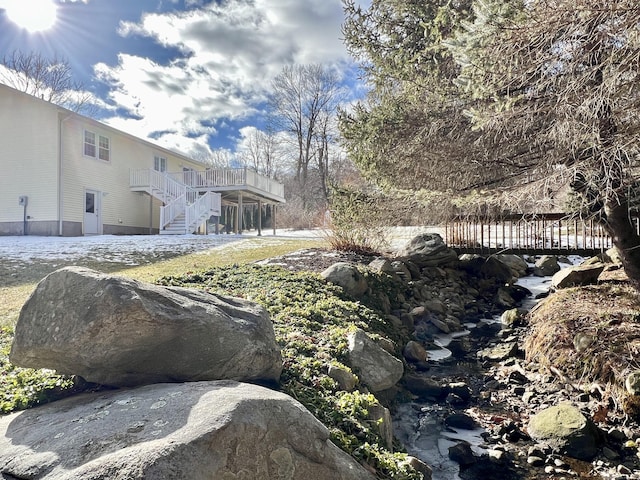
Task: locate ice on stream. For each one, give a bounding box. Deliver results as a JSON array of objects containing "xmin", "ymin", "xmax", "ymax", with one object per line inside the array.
[{"xmin": 397, "ymin": 257, "xmax": 585, "ymax": 480}]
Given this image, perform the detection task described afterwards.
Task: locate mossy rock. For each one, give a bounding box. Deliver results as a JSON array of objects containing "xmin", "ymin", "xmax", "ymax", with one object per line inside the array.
[{"xmin": 528, "ymin": 403, "xmax": 601, "ymax": 460}]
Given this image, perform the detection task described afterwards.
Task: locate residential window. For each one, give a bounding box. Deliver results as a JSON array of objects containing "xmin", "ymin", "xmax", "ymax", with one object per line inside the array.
[
  {"xmin": 84, "ymin": 130, "xmax": 96, "ymax": 157},
  {"xmin": 98, "ymin": 135, "xmax": 110, "ymax": 161},
  {"xmin": 154, "ymin": 155, "xmax": 167, "ymax": 172},
  {"xmin": 84, "ymin": 129, "xmax": 110, "ymax": 162}
]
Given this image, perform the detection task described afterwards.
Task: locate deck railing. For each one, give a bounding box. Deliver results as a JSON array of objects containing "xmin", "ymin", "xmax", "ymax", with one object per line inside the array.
[
  {"xmin": 130, "ymin": 168, "xmax": 186, "ymax": 203},
  {"xmin": 444, "ymin": 213, "xmax": 623, "ymax": 254},
  {"xmin": 168, "ymin": 167, "xmax": 285, "ymax": 199}
]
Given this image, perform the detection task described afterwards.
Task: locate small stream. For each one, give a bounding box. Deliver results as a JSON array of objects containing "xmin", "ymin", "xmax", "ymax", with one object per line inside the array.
[{"xmin": 392, "ymin": 260, "xmax": 575, "ymax": 480}]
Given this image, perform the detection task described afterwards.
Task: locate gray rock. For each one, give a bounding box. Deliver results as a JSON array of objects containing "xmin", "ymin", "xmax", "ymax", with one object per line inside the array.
[
  {"xmin": 403, "ymin": 340, "xmax": 428, "ymax": 363},
  {"xmin": 347, "ymin": 329, "xmax": 403, "ymax": 392},
  {"xmin": 368, "ymin": 403, "xmax": 393, "ymax": 450},
  {"xmin": 527, "ymin": 456, "xmax": 545, "ymax": 467},
  {"xmin": 459, "ymin": 255, "xmax": 513, "ymax": 285},
  {"xmin": 444, "ymin": 413, "xmax": 479, "ymax": 430},
  {"xmin": 390, "ymin": 261, "xmax": 412, "ymax": 282},
  {"xmin": 495, "ymin": 287, "xmax": 516, "ymax": 308},
  {"xmin": 368, "ymin": 258, "xmax": 396, "ymax": 277},
  {"xmin": 605, "ymin": 247, "xmax": 623, "ymax": 265},
  {"xmin": 403, "ymin": 375, "xmax": 444, "ymax": 399},
  {"xmin": 10, "ymin": 267, "xmax": 282, "ymax": 387},
  {"xmin": 423, "ymin": 299, "xmax": 445, "ymax": 315},
  {"xmin": 400, "ymin": 456, "xmax": 432, "ymax": 480},
  {"xmin": 527, "ymin": 403, "xmax": 601, "ymax": 460},
  {"xmin": 497, "ymin": 254, "xmax": 529, "ymax": 278},
  {"xmin": 487, "ymin": 449, "xmax": 505, "ymax": 463},
  {"xmin": 321, "ymin": 262, "xmax": 368, "ymax": 297},
  {"xmin": 448, "ymin": 442, "xmax": 476, "ymax": 466},
  {"xmin": 430, "ymin": 317, "xmax": 450, "ymax": 334},
  {"xmin": 448, "ymin": 382, "xmax": 472, "ymax": 402},
  {"xmin": 328, "ymin": 365, "xmax": 358, "ymax": 391},
  {"xmin": 397, "ymin": 233, "xmax": 458, "ymax": 268},
  {"xmin": 625, "ymin": 370, "xmax": 640, "ymax": 395},
  {"xmin": 501, "ymin": 308, "xmax": 525, "ymax": 328},
  {"xmin": 478, "ymin": 342, "xmax": 518, "ymax": 362},
  {"xmin": 534, "ymin": 255, "xmax": 561, "ymax": 277},
  {"xmin": 551, "ymin": 263, "xmax": 605, "ymax": 289},
  {"xmin": 0, "ymin": 381, "xmax": 375, "ymax": 480}
]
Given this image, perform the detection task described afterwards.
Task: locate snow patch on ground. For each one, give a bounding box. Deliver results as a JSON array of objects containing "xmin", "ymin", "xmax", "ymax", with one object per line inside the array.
[{"xmin": 0, "ymin": 229, "xmax": 322, "ymax": 265}]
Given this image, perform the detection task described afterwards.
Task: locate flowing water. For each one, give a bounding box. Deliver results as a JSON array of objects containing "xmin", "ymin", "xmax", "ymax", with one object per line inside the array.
[{"xmin": 392, "ymin": 262, "xmax": 573, "ymax": 480}]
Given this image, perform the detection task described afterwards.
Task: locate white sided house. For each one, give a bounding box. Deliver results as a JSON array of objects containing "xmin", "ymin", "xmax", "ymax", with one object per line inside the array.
[{"xmin": 0, "ymin": 84, "xmax": 285, "ymax": 236}]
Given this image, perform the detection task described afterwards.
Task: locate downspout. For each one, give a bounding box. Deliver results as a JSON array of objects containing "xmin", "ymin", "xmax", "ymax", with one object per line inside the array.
[{"xmin": 57, "ymin": 112, "xmax": 72, "ymax": 236}]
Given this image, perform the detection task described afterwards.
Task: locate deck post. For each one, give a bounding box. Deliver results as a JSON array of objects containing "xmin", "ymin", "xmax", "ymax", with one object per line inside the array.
[
  {"xmin": 237, "ymin": 193, "xmax": 243, "ymax": 234},
  {"xmin": 273, "ymin": 205, "xmax": 277, "ymax": 235},
  {"xmin": 257, "ymin": 201, "xmax": 263, "ymax": 236}
]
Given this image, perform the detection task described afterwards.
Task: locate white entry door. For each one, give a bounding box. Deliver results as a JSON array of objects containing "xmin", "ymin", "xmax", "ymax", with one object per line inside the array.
[{"xmin": 84, "ymin": 189, "xmax": 101, "ymax": 235}]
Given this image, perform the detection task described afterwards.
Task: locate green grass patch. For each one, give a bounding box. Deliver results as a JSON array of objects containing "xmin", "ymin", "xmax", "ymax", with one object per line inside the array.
[
  {"xmin": 159, "ymin": 263, "xmax": 420, "ymax": 479},
  {"xmin": 0, "ymin": 325, "xmax": 77, "ymax": 414}
]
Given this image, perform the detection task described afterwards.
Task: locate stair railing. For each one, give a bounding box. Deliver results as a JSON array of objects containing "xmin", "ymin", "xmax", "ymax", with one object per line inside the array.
[
  {"xmin": 184, "ymin": 191, "xmax": 221, "ymax": 232},
  {"xmin": 160, "ymin": 193, "xmax": 187, "ymax": 229}
]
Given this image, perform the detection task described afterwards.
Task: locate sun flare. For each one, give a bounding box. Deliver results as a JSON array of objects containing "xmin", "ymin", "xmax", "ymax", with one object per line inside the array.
[{"xmin": 3, "ymin": 0, "xmax": 58, "ymax": 32}]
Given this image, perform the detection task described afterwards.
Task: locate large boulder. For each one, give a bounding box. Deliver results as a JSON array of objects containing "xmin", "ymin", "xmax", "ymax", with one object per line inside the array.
[
  {"xmin": 0, "ymin": 381, "xmax": 375, "ymax": 480},
  {"xmin": 551, "ymin": 263, "xmax": 605, "ymax": 289},
  {"xmin": 347, "ymin": 329, "xmax": 403, "ymax": 392},
  {"xmin": 527, "ymin": 403, "xmax": 601, "ymax": 460},
  {"xmin": 534, "ymin": 255, "xmax": 561, "ymax": 277},
  {"xmin": 10, "ymin": 267, "xmax": 282, "ymax": 387},
  {"xmin": 496, "ymin": 254, "xmax": 529, "ymax": 278},
  {"xmin": 321, "ymin": 262, "xmax": 369, "ymax": 297},
  {"xmin": 397, "ymin": 233, "xmax": 458, "ymax": 268},
  {"xmin": 459, "ymin": 255, "xmax": 514, "ymax": 285}
]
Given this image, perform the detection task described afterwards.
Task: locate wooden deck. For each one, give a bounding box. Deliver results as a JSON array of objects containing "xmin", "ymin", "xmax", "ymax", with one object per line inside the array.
[{"xmin": 444, "ymin": 213, "xmax": 623, "ymax": 255}]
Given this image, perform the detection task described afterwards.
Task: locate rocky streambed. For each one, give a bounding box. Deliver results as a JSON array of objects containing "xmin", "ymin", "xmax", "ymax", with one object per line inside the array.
[
  {"xmin": 270, "ymin": 235, "xmax": 640, "ymax": 480},
  {"xmin": 381, "ymin": 247, "xmax": 640, "ymax": 480}
]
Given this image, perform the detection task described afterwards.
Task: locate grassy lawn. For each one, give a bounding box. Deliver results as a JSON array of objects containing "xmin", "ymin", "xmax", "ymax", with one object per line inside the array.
[{"xmin": 0, "ymin": 237, "xmax": 325, "ymax": 328}]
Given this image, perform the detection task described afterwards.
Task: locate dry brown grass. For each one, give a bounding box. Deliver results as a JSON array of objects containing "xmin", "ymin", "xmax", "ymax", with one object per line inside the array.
[{"xmin": 524, "ymin": 281, "xmax": 640, "ymax": 409}]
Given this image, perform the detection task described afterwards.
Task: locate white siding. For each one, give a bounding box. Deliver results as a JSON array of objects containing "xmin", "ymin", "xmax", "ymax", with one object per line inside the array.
[
  {"xmin": 0, "ymin": 84, "xmax": 211, "ymax": 235},
  {"xmin": 60, "ymin": 116, "xmax": 207, "ymax": 232},
  {"xmin": 0, "ymin": 85, "xmax": 60, "ymax": 223}
]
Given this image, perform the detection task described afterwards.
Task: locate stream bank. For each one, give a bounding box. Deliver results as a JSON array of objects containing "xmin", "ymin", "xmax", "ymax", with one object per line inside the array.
[
  {"xmin": 388, "ymin": 248, "xmax": 640, "ymax": 480},
  {"xmin": 261, "ymin": 234, "xmax": 640, "ymax": 479}
]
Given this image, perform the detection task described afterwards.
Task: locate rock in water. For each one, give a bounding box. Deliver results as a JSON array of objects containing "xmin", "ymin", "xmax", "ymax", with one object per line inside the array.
[
  {"xmin": 0, "ymin": 381, "xmax": 375, "ymax": 480},
  {"xmin": 10, "ymin": 266, "xmax": 282, "ymax": 387}
]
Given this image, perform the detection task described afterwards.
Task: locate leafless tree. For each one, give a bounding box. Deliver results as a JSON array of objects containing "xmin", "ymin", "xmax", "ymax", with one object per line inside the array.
[
  {"xmin": 237, "ymin": 127, "xmax": 284, "ymax": 179},
  {"xmin": 0, "ymin": 51, "xmax": 96, "ymax": 115},
  {"xmin": 270, "ymin": 64, "xmax": 346, "ymax": 210}
]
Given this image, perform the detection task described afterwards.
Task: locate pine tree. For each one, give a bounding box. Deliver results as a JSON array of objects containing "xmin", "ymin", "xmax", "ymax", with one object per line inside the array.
[{"xmin": 447, "ymin": 0, "xmax": 640, "ymax": 285}]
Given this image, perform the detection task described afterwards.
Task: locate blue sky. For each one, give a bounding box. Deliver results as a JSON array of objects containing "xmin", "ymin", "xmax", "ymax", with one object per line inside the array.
[{"xmin": 0, "ymin": 0, "xmax": 365, "ymax": 158}]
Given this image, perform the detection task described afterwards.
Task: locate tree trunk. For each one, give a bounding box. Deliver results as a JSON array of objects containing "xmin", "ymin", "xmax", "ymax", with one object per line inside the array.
[{"xmin": 603, "ymin": 197, "xmax": 640, "ymax": 289}]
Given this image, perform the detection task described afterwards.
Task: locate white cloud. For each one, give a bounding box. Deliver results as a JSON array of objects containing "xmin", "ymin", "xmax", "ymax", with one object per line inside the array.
[{"xmin": 96, "ymin": 0, "xmax": 352, "ymax": 153}]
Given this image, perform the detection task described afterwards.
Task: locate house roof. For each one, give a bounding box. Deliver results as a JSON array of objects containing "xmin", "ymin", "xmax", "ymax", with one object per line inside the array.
[{"xmin": 0, "ymin": 82, "xmax": 210, "ymax": 169}]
